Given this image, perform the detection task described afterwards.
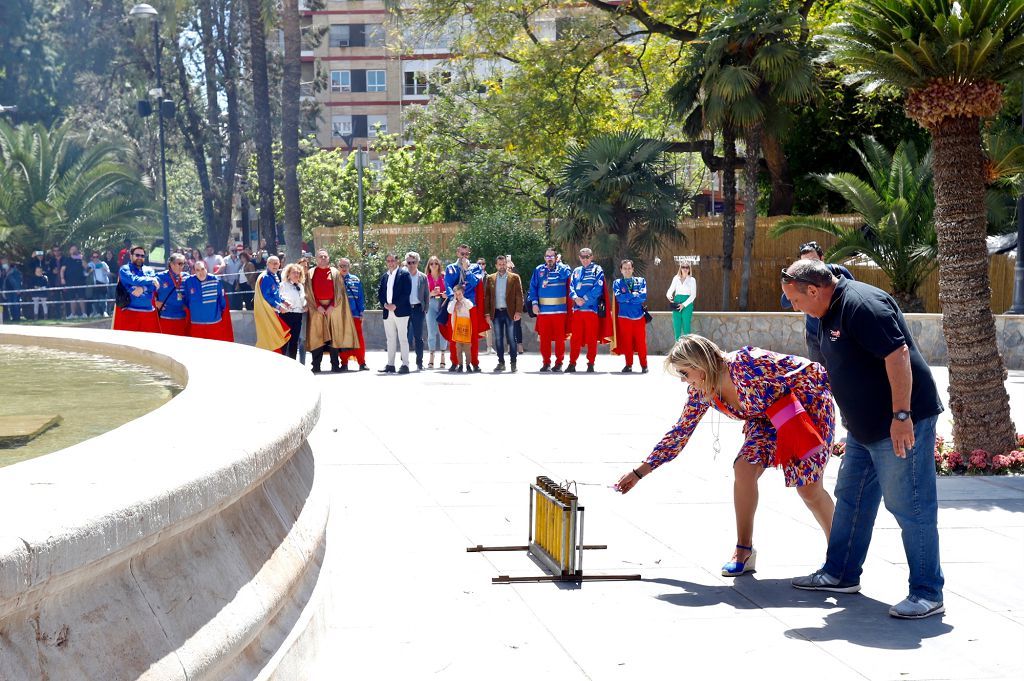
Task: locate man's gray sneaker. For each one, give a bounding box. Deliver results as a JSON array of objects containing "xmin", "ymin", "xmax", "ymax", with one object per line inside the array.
[
  {"xmin": 791, "ymin": 569, "xmax": 861, "ymax": 593},
  {"xmin": 889, "ymin": 596, "xmax": 944, "ymax": 619}
]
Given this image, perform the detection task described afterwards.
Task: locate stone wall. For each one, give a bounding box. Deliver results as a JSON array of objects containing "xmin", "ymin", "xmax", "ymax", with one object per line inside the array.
[
  {"xmin": 0, "ymin": 326, "xmax": 327, "ymax": 680},
  {"xmin": 229, "ymin": 309, "xmax": 1024, "ymax": 369}
]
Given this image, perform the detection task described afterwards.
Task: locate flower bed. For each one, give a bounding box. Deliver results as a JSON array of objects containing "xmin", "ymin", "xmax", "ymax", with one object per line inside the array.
[{"xmin": 830, "ymin": 435, "xmax": 1024, "ymax": 476}]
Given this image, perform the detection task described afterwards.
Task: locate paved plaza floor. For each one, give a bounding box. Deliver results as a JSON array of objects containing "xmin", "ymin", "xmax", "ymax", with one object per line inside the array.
[{"xmin": 309, "ymin": 350, "xmax": 1024, "ymax": 680}]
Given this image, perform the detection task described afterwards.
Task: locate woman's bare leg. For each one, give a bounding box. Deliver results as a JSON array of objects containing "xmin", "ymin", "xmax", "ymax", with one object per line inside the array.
[
  {"xmin": 733, "ymin": 458, "xmax": 764, "ymax": 561},
  {"xmin": 796, "ymin": 479, "xmax": 835, "ymax": 541}
]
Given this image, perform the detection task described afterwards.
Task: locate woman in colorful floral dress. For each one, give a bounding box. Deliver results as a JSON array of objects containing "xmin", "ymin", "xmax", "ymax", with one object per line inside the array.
[{"xmin": 615, "ymin": 334, "xmax": 836, "ymax": 576}]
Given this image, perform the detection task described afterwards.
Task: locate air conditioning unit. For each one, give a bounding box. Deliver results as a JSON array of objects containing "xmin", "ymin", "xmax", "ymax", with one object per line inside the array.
[{"xmin": 337, "ymin": 40, "xmax": 349, "ymax": 47}]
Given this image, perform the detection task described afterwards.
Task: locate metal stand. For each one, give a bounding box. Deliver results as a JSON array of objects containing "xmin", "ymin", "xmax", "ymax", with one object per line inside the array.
[{"xmin": 467, "ymin": 477, "xmax": 641, "ymax": 584}]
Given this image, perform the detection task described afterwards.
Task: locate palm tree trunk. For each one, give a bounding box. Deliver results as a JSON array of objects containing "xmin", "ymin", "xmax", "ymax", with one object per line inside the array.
[
  {"xmin": 245, "ymin": 0, "xmax": 278, "ymax": 254},
  {"xmin": 739, "ymin": 129, "xmax": 761, "ymax": 310},
  {"xmin": 720, "ymin": 126, "xmax": 737, "ymax": 311},
  {"xmin": 762, "ymin": 132, "xmax": 794, "ymax": 216},
  {"xmin": 281, "ymin": 0, "xmax": 302, "ymax": 263},
  {"xmin": 930, "ymin": 115, "xmax": 1016, "ymax": 456}
]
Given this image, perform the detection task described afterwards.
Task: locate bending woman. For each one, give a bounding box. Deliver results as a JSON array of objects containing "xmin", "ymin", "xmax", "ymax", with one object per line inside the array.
[{"xmin": 615, "ymin": 335, "xmax": 836, "ymax": 576}]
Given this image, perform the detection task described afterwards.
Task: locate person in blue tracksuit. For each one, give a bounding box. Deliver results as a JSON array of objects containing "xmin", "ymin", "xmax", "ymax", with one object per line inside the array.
[
  {"xmin": 567, "ymin": 247, "xmax": 605, "ymax": 372},
  {"xmin": 184, "ymin": 259, "xmax": 231, "ymax": 341},
  {"xmin": 155, "ymin": 253, "xmax": 189, "ymax": 336},
  {"xmin": 613, "ymin": 259, "xmax": 648, "ymax": 373},
  {"xmin": 113, "ymin": 245, "xmax": 160, "ymax": 333},
  {"xmin": 338, "ymin": 257, "xmax": 369, "ymax": 370},
  {"xmin": 529, "ymin": 248, "xmax": 573, "ymax": 371}
]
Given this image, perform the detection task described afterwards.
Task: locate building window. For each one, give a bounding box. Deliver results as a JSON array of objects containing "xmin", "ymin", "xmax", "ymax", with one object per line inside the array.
[
  {"xmin": 367, "ymin": 115, "xmax": 388, "ymax": 137},
  {"xmin": 331, "ymin": 115, "xmax": 353, "ymax": 138},
  {"xmin": 330, "ymin": 70, "xmax": 351, "ymax": 93},
  {"xmin": 365, "ymin": 24, "xmax": 386, "ymax": 47},
  {"xmin": 404, "ymin": 71, "xmax": 428, "ymax": 96},
  {"xmin": 329, "ymin": 25, "xmax": 350, "ymax": 48},
  {"xmin": 366, "ymin": 70, "xmax": 387, "ymax": 92}
]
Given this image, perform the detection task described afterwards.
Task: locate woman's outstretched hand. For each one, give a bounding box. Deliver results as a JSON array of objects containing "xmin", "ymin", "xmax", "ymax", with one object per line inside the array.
[{"xmin": 614, "ymin": 464, "xmax": 649, "ymax": 494}]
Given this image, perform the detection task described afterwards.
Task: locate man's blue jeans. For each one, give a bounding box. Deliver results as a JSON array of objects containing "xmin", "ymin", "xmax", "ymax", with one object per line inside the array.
[
  {"xmin": 824, "ymin": 415, "xmax": 943, "ymax": 602},
  {"xmin": 492, "ymin": 309, "xmax": 517, "ymax": 362},
  {"xmin": 407, "ymin": 303, "xmax": 425, "ymax": 365}
]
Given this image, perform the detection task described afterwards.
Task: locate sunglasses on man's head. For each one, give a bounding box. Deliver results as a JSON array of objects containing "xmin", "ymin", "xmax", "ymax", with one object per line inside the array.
[{"xmin": 780, "ymin": 268, "xmax": 817, "ymax": 285}]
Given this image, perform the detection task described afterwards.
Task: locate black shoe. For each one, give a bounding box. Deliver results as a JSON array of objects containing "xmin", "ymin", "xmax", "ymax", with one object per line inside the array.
[
  {"xmin": 494, "ymin": 363, "xmax": 506, "ymax": 373},
  {"xmin": 379, "ymin": 365, "xmax": 396, "ymax": 374},
  {"xmin": 564, "ymin": 364, "xmax": 576, "ymax": 373},
  {"xmin": 552, "ymin": 362, "xmax": 563, "ymax": 373},
  {"xmin": 398, "ymin": 365, "xmax": 410, "ymax": 374},
  {"xmin": 471, "ymin": 364, "xmax": 481, "ymax": 373},
  {"xmin": 621, "ymin": 366, "xmax": 633, "ymax": 373},
  {"xmin": 540, "ymin": 364, "xmax": 551, "ymax": 372},
  {"xmin": 311, "ymin": 367, "xmax": 322, "ymax": 374},
  {"xmin": 510, "ymin": 361, "xmax": 517, "ymax": 373},
  {"xmin": 340, "ymin": 364, "xmax": 349, "ymax": 372},
  {"xmin": 458, "ymin": 365, "xmax": 465, "ymax": 373},
  {"xmin": 330, "ymin": 366, "xmax": 343, "ymax": 374},
  {"xmin": 641, "ymin": 366, "xmax": 649, "ymax": 374},
  {"xmin": 416, "ymin": 363, "xmax": 423, "ymax": 371},
  {"xmin": 359, "ymin": 364, "xmax": 369, "ymax": 371},
  {"xmin": 587, "ymin": 363, "xmax": 595, "ymax": 373},
  {"xmin": 448, "ymin": 364, "xmax": 459, "ymax": 373}
]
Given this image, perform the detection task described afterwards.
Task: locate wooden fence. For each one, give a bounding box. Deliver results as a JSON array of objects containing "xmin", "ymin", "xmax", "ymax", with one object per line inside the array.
[{"xmin": 312, "ymin": 215, "xmax": 1017, "ymax": 314}]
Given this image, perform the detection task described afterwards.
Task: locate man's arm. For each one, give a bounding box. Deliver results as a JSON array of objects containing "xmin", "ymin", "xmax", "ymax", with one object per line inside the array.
[{"xmin": 885, "ymin": 344, "xmax": 914, "ymax": 458}]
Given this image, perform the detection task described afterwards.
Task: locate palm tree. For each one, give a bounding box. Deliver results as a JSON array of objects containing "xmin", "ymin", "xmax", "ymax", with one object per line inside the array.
[
  {"xmin": 281, "ymin": 0, "xmax": 303, "ymax": 262},
  {"xmin": 554, "ymin": 131, "xmax": 687, "ymax": 272},
  {"xmin": 668, "ymin": 0, "xmax": 817, "ymax": 310},
  {"xmin": 823, "ymin": 0, "xmax": 1024, "ymax": 456},
  {"xmin": 245, "ymin": 0, "xmax": 278, "ymax": 254},
  {"xmin": 0, "ymin": 121, "xmax": 155, "ymax": 260},
  {"xmin": 772, "ymin": 136, "xmax": 937, "ymax": 312}
]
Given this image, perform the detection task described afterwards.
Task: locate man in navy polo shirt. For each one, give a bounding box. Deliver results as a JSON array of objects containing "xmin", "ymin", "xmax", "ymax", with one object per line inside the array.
[{"xmin": 781, "ymin": 258, "xmax": 945, "ymax": 619}]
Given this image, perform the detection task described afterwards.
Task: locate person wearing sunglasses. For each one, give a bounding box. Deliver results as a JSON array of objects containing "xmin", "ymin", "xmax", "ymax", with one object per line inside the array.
[
  {"xmin": 780, "ymin": 241, "xmax": 853, "ymax": 365},
  {"xmin": 112, "ymin": 246, "xmax": 160, "ymax": 333},
  {"xmin": 781, "ymin": 258, "xmax": 945, "ymax": 619},
  {"xmin": 404, "ymin": 252, "xmax": 429, "ymax": 371}
]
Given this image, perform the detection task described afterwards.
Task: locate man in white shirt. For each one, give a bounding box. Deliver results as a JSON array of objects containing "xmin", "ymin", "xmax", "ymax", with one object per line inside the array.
[
  {"xmin": 203, "ymin": 244, "xmax": 224, "ymax": 277},
  {"xmin": 222, "ymin": 245, "xmax": 245, "ymax": 309},
  {"xmin": 376, "ymin": 252, "xmax": 413, "ymax": 374}
]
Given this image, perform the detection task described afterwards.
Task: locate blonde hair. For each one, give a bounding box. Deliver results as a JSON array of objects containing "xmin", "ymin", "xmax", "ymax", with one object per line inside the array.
[
  {"xmin": 426, "ymin": 255, "xmax": 443, "ymax": 277},
  {"xmin": 663, "ymin": 334, "xmax": 726, "ymax": 400},
  {"xmin": 282, "ymin": 262, "xmax": 305, "ymax": 283}
]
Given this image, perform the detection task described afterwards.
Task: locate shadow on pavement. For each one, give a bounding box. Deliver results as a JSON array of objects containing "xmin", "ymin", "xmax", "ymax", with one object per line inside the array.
[{"xmin": 649, "ymin": 577, "xmax": 953, "ymax": 650}]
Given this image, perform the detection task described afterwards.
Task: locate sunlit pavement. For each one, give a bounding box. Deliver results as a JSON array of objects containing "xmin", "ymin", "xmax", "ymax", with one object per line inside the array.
[{"xmin": 308, "ymin": 350, "xmax": 1024, "ymax": 680}]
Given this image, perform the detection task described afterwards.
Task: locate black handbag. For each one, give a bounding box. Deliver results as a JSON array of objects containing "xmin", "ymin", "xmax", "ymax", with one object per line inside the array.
[
  {"xmin": 642, "ymin": 306, "xmax": 653, "ymax": 324},
  {"xmin": 115, "ymin": 281, "xmax": 130, "ymax": 309}
]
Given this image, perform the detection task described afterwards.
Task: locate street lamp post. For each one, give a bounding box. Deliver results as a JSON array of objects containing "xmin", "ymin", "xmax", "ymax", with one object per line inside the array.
[
  {"xmin": 130, "ymin": 3, "xmax": 173, "ymax": 259},
  {"xmin": 341, "ymin": 133, "xmax": 366, "ymax": 249}
]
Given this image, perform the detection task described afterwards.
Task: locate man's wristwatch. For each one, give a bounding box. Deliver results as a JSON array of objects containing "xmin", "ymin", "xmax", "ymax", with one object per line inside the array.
[{"xmin": 893, "ymin": 410, "xmax": 913, "ymax": 422}]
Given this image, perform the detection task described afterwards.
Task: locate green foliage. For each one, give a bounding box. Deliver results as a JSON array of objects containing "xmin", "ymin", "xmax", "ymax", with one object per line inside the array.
[
  {"xmin": 0, "ymin": 120, "xmax": 157, "ymax": 260},
  {"xmin": 456, "ymin": 204, "xmax": 549, "ymax": 271},
  {"xmin": 554, "ymin": 131, "xmax": 687, "ymax": 273},
  {"xmin": 165, "ymin": 155, "xmax": 208, "ymax": 250},
  {"xmin": 668, "ymin": 0, "xmax": 817, "ymax": 138},
  {"xmin": 823, "ymin": 0, "xmax": 1024, "ymax": 92},
  {"xmin": 772, "ymin": 136, "xmax": 937, "ymax": 309},
  {"xmin": 785, "ymin": 64, "xmax": 930, "ymax": 212}
]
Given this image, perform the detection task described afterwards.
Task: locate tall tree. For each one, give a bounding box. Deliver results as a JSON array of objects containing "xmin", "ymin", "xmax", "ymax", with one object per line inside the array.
[
  {"xmin": 281, "ymin": 0, "xmax": 302, "ymax": 261},
  {"xmin": 245, "ymin": 0, "xmax": 277, "ymax": 253},
  {"xmin": 824, "ymin": 0, "xmax": 1024, "ymax": 456}
]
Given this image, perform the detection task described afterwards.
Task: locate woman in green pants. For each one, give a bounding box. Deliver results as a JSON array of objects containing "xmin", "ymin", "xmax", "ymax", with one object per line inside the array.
[{"xmin": 666, "ymin": 262, "xmax": 696, "ymax": 339}]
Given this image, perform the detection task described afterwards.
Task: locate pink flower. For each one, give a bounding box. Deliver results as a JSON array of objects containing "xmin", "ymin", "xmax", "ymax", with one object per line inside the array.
[
  {"xmin": 935, "ymin": 435, "xmax": 946, "ymax": 450},
  {"xmin": 992, "ymin": 454, "xmax": 1012, "ymax": 470},
  {"xmin": 947, "ymin": 451, "xmax": 964, "ymax": 469},
  {"xmin": 969, "ymin": 450, "xmax": 989, "ymax": 469},
  {"xmin": 1012, "ymin": 451, "xmax": 1024, "ymax": 465},
  {"xmin": 1016, "ymin": 433, "xmax": 1024, "ymax": 448}
]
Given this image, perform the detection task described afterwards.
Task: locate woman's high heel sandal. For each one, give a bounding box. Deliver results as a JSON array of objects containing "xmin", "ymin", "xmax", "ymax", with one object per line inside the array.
[{"xmin": 721, "ymin": 544, "xmax": 756, "ymax": 577}]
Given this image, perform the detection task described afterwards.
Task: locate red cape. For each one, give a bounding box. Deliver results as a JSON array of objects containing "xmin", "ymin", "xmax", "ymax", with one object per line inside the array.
[{"xmin": 439, "ymin": 279, "xmax": 489, "ymax": 343}]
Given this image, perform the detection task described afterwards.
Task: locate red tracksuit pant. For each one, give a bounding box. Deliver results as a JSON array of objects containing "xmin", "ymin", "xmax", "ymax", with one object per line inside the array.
[
  {"xmin": 536, "ymin": 313, "xmax": 566, "ymax": 365},
  {"xmin": 569, "ymin": 311, "xmax": 598, "ymax": 365},
  {"xmin": 340, "ymin": 317, "xmax": 366, "ymax": 366},
  {"xmin": 617, "ymin": 317, "xmax": 647, "ymax": 368}
]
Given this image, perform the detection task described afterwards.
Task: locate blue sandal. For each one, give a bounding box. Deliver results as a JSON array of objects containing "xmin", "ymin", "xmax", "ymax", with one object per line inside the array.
[{"xmin": 722, "ymin": 544, "xmax": 757, "ymax": 577}]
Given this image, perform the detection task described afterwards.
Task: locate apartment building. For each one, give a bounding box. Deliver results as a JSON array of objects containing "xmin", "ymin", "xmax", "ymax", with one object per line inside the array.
[{"xmin": 300, "ymin": 1, "xmax": 453, "ymax": 155}]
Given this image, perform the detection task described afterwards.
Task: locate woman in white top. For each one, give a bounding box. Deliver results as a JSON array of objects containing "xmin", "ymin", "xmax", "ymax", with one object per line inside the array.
[
  {"xmin": 665, "ymin": 262, "xmax": 697, "ymax": 340},
  {"xmin": 279, "ymin": 263, "xmax": 308, "ymax": 361}
]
